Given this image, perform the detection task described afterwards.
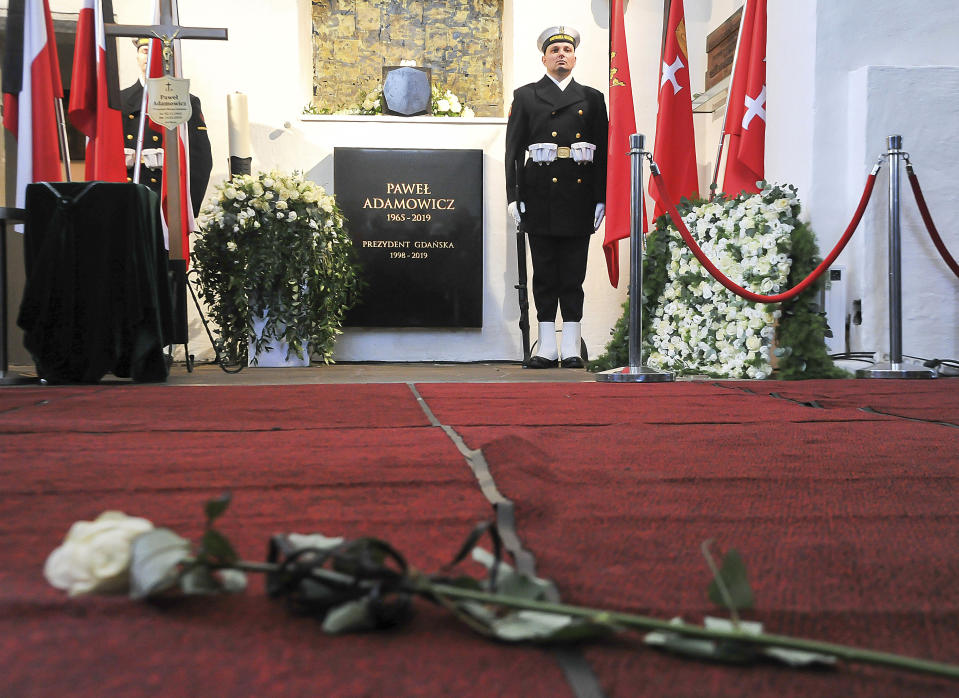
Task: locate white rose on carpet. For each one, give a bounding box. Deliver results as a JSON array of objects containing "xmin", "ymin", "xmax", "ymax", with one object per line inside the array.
[{"xmin": 44, "ymin": 511, "xmax": 154, "ymax": 596}]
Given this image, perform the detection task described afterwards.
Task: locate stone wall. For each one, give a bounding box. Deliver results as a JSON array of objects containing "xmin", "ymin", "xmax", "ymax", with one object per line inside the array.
[{"xmin": 311, "ymin": 0, "xmax": 503, "ymax": 117}]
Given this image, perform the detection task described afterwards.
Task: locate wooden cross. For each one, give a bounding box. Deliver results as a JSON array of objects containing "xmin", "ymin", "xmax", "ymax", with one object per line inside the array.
[{"xmin": 105, "ymin": 0, "xmax": 228, "ymax": 261}]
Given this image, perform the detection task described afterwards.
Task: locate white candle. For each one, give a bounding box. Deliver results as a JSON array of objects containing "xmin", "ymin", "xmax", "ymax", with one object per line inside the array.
[{"xmin": 227, "ymin": 92, "xmax": 251, "ymax": 159}]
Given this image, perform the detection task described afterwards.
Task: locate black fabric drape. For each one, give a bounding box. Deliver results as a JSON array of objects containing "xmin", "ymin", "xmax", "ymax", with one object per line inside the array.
[{"xmin": 18, "ymin": 182, "xmax": 173, "ymax": 383}]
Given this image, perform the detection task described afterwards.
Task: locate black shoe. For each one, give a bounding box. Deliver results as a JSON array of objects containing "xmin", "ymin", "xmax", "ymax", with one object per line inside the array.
[
  {"xmin": 561, "ymin": 356, "xmax": 585, "ymax": 369},
  {"xmin": 526, "ymin": 355, "xmax": 559, "ymax": 369}
]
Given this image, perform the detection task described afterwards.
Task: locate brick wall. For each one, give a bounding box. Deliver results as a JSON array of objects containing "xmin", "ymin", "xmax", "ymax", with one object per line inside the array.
[{"xmin": 311, "ymin": 0, "xmax": 503, "ymax": 117}]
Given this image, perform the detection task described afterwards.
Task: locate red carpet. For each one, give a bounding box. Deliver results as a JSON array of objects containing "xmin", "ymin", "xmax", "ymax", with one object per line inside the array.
[
  {"xmin": 2, "ymin": 380, "xmax": 959, "ymax": 697},
  {"xmin": 419, "ymin": 381, "xmax": 959, "ymax": 697}
]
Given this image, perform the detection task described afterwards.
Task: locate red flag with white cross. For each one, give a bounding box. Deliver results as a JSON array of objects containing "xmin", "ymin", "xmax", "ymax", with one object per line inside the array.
[
  {"xmin": 650, "ymin": 0, "xmax": 699, "ymax": 220},
  {"xmin": 722, "ymin": 0, "xmax": 766, "ymax": 196}
]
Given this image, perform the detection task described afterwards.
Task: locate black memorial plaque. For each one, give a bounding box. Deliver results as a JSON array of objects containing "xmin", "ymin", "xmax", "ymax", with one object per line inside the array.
[{"xmin": 334, "ymin": 148, "xmax": 483, "ymax": 327}]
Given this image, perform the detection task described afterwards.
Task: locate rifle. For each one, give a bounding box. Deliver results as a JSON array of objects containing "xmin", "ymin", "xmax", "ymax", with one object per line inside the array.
[{"xmin": 513, "ymin": 162, "xmax": 531, "ymax": 364}]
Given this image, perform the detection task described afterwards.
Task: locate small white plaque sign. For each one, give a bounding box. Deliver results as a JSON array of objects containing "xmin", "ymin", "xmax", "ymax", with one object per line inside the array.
[{"xmin": 146, "ymin": 76, "xmax": 192, "ymax": 129}]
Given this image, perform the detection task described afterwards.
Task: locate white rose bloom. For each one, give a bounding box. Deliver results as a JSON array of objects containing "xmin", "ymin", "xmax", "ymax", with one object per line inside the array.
[
  {"xmin": 463, "ymin": 107, "xmax": 475, "ymax": 118},
  {"xmin": 224, "ymin": 187, "xmax": 237, "ymax": 200},
  {"xmin": 746, "ymin": 335, "xmax": 762, "ymax": 351},
  {"xmin": 451, "ymin": 101, "xmax": 462, "ymax": 114},
  {"xmin": 44, "ymin": 511, "xmax": 154, "ymax": 596},
  {"xmin": 275, "ymin": 200, "xmax": 288, "ymax": 210},
  {"xmin": 226, "ymin": 241, "xmax": 238, "ymax": 252},
  {"xmin": 263, "ymin": 178, "xmax": 275, "ymax": 188},
  {"xmin": 437, "ymin": 98, "xmax": 450, "ymax": 112},
  {"xmin": 287, "ymin": 211, "xmax": 298, "ymax": 221}
]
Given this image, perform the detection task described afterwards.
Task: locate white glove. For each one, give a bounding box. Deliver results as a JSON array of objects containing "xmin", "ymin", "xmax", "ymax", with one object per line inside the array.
[
  {"xmin": 571, "ymin": 142, "xmax": 596, "ymax": 164},
  {"xmin": 124, "ymin": 148, "xmax": 136, "ymax": 168},
  {"xmin": 593, "ymin": 203, "xmax": 605, "ymax": 230},
  {"xmin": 508, "ymin": 201, "xmax": 526, "ymax": 225},
  {"xmin": 141, "ymin": 148, "xmax": 164, "ymax": 169},
  {"xmin": 527, "ymin": 143, "xmax": 557, "ymax": 164}
]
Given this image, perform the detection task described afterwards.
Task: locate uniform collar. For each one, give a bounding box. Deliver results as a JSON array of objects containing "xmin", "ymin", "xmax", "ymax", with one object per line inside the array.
[
  {"xmin": 534, "ymin": 75, "xmax": 585, "ymax": 112},
  {"xmin": 545, "ymin": 72, "xmax": 573, "ymax": 91}
]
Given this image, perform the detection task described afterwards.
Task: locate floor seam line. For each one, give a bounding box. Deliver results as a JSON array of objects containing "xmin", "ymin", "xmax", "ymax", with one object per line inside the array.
[{"xmin": 405, "ymin": 382, "xmax": 607, "ymax": 698}]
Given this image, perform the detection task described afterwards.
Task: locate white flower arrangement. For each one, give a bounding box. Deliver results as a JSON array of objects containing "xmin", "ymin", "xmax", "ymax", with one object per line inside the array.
[
  {"xmin": 44, "ymin": 511, "xmax": 154, "ymax": 596},
  {"xmin": 643, "ymin": 185, "xmax": 801, "ymax": 379},
  {"xmin": 192, "ymin": 170, "xmax": 360, "ymax": 366},
  {"xmin": 430, "ymin": 85, "xmax": 474, "ymax": 117}
]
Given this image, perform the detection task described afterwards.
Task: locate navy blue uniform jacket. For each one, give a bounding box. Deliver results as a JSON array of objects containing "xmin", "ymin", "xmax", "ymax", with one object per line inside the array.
[
  {"xmin": 505, "ymin": 76, "xmax": 608, "ymax": 237},
  {"xmin": 120, "ymin": 82, "xmax": 213, "ymax": 218}
]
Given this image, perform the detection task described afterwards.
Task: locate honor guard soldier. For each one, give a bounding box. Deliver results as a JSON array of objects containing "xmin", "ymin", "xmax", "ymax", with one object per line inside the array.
[
  {"xmin": 506, "ymin": 26, "xmax": 608, "ymax": 368},
  {"xmin": 121, "ymin": 38, "xmax": 213, "ymax": 217}
]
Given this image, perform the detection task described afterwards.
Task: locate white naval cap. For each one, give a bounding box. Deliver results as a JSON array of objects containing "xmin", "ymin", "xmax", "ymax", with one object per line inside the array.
[{"xmin": 537, "ymin": 26, "xmax": 581, "ymax": 53}]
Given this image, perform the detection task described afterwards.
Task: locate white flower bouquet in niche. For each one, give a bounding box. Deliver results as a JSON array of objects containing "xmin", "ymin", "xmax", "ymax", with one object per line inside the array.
[
  {"xmin": 304, "ymin": 83, "xmax": 474, "ymax": 118},
  {"xmin": 192, "ymin": 170, "xmax": 361, "ymax": 366},
  {"xmin": 430, "ymin": 85, "xmax": 474, "ymax": 118}
]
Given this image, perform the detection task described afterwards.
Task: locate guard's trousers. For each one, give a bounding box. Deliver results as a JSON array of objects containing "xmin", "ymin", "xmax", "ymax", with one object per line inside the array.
[{"xmin": 527, "ymin": 234, "xmax": 590, "ymax": 322}]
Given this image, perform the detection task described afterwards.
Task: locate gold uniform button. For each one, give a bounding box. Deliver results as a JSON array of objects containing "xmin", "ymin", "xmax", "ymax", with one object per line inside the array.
[
  {"xmin": 552, "ymin": 177, "xmax": 558, "ymax": 183},
  {"xmin": 551, "ymin": 131, "xmax": 557, "ymax": 137},
  {"xmin": 126, "ymin": 134, "xmax": 133, "ymax": 140},
  {"xmin": 126, "ymin": 177, "xmax": 132, "ymax": 182},
  {"xmin": 152, "ymin": 135, "xmax": 160, "ymax": 142},
  {"xmin": 577, "ymin": 178, "xmax": 582, "ymax": 184},
  {"xmin": 551, "ymin": 111, "xmax": 556, "ymax": 116},
  {"xmin": 578, "ymin": 109, "xmax": 584, "ymax": 115},
  {"xmin": 128, "ymin": 114, "xmax": 134, "ymax": 119},
  {"xmin": 575, "ymin": 132, "xmax": 581, "ymax": 138},
  {"xmin": 150, "ymin": 177, "xmax": 157, "ymax": 183}
]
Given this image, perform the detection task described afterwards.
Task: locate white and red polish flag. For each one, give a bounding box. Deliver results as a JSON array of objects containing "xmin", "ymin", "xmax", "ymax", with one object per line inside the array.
[
  {"xmin": 69, "ymin": 0, "xmax": 127, "ymax": 182},
  {"xmin": 2, "ymin": 0, "xmax": 64, "ymax": 208},
  {"xmin": 722, "ymin": 0, "xmax": 767, "ymax": 196},
  {"xmin": 651, "ymin": 0, "xmax": 699, "ymax": 220}
]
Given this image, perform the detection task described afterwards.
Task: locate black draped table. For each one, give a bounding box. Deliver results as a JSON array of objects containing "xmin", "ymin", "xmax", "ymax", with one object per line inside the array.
[{"xmin": 17, "ymin": 182, "xmax": 174, "ymax": 383}]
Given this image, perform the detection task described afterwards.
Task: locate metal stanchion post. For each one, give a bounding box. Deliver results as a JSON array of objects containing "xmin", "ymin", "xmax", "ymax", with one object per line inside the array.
[
  {"xmin": 857, "ymin": 135, "xmax": 936, "ymax": 379},
  {"xmin": 597, "ymin": 134, "xmax": 673, "ymax": 383}
]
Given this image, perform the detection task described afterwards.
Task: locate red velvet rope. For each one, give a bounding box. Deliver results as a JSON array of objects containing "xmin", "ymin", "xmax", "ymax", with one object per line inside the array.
[
  {"xmin": 651, "ymin": 170, "xmax": 878, "ymax": 304},
  {"xmin": 906, "ymin": 164, "xmax": 959, "ymax": 280}
]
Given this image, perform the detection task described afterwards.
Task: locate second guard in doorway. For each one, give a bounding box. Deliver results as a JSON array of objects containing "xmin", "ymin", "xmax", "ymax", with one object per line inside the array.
[{"xmin": 121, "ymin": 37, "xmax": 213, "ymax": 217}]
